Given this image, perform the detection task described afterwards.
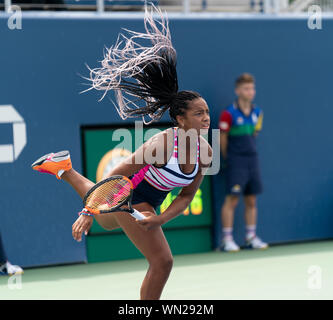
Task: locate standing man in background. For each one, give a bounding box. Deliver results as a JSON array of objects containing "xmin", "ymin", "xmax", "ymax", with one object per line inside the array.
[{"xmin": 219, "ymin": 73, "xmax": 268, "ymax": 252}]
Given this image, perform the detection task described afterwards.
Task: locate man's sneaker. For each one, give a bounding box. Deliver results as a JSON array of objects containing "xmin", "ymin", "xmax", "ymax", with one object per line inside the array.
[
  {"xmin": 31, "ymin": 150, "xmax": 72, "ymax": 180},
  {"xmin": 245, "ymin": 236, "xmax": 268, "ymax": 250},
  {"xmin": 0, "ymin": 261, "xmax": 24, "ymax": 276},
  {"xmin": 220, "ymin": 239, "xmax": 240, "ymax": 252}
]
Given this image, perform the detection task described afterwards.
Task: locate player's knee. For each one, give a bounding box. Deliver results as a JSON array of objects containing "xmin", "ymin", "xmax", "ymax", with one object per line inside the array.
[
  {"xmin": 151, "ymin": 254, "xmax": 173, "ymax": 274},
  {"xmin": 160, "ymin": 256, "xmax": 173, "ymax": 273},
  {"xmin": 95, "ymin": 216, "xmax": 120, "ymax": 231}
]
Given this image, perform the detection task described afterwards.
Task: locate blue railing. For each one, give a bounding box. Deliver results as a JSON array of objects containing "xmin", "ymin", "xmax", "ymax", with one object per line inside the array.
[
  {"xmin": 1, "ymin": 0, "xmax": 159, "ymax": 11},
  {"xmin": 64, "ymin": 0, "xmax": 158, "ymax": 6}
]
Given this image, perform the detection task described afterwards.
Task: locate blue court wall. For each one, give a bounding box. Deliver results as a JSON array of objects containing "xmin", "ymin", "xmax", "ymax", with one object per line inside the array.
[{"xmin": 0, "ymin": 13, "xmax": 332, "ymax": 267}]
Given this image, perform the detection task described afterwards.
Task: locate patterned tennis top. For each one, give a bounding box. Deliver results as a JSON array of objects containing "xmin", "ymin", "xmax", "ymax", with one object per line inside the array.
[{"xmin": 132, "ymin": 127, "xmax": 200, "ymax": 192}]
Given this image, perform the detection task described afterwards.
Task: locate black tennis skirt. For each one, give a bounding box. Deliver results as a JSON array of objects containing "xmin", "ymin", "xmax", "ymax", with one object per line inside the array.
[{"xmin": 129, "ymin": 175, "xmax": 170, "ymax": 210}]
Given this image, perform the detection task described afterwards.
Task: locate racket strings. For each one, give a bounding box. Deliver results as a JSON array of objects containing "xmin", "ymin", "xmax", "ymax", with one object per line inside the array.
[{"xmin": 85, "ymin": 178, "xmax": 132, "ymax": 212}]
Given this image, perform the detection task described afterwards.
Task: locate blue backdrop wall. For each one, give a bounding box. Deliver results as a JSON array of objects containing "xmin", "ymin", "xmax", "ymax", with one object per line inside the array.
[{"xmin": 0, "ymin": 13, "xmax": 332, "ymax": 267}]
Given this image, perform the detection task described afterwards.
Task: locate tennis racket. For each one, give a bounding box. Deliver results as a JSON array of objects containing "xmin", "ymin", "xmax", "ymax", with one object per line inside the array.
[{"xmin": 81, "ymin": 170, "xmax": 150, "ymax": 220}]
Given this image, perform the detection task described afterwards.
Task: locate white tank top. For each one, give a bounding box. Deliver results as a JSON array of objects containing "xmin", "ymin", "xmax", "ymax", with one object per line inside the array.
[{"xmin": 143, "ymin": 127, "xmax": 200, "ymax": 191}]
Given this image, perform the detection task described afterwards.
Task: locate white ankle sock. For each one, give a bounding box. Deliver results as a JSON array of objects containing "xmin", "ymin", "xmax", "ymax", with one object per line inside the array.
[
  {"xmin": 246, "ymin": 225, "xmax": 256, "ymax": 240},
  {"xmin": 222, "ymin": 227, "xmax": 233, "ymax": 242},
  {"xmin": 57, "ymin": 169, "xmax": 65, "ymax": 177}
]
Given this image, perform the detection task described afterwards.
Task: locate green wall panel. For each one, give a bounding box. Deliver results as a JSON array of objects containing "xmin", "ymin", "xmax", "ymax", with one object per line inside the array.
[{"xmin": 86, "ymin": 227, "xmax": 212, "ymax": 263}]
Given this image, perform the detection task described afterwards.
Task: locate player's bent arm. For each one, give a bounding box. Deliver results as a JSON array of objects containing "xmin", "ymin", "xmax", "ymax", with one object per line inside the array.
[
  {"xmin": 160, "ymin": 141, "xmax": 213, "ymax": 224},
  {"xmin": 105, "ymin": 129, "xmax": 172, "ymax": 178}
]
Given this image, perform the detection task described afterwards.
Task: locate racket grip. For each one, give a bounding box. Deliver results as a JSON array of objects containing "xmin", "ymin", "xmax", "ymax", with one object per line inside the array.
[{"xmin": 130, "ymin": 208, "xmax": 147, "ymax": 221}]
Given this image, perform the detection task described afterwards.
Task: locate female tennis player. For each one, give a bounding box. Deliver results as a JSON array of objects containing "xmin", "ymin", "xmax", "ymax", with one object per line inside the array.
[{"xmin": 31, "ymin": 6, "xmax": 212, "ymax": 300}]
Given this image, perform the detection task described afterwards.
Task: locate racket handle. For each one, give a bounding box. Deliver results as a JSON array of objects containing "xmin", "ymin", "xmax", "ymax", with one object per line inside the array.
[{"xmin": 130, "ymin": 208, "xmax": 147, "ymax": 221}]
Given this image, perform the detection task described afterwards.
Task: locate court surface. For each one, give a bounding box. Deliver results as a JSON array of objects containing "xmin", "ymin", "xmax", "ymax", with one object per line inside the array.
[{"xmin": 1, "ymin": 240, "xmax": 332, "ymax": 300}]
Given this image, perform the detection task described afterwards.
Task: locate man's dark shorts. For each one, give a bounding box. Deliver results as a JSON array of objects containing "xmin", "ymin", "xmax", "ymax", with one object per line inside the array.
[{"xmin": 225, "ymin": 155, "xmax": 263, "ymax": 196}]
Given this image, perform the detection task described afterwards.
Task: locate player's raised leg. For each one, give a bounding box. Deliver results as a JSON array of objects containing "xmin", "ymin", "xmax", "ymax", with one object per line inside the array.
[
  {"xmin": 31, "ymin": 150, "xmax": 94, "ymax": 197},
  {"xmin": 32, "ymin": 151, "xmax": 120, "ymax": 231},
  {"xmin": 31, "ymin": 150, "xmax": 72, "ymax": 180}
]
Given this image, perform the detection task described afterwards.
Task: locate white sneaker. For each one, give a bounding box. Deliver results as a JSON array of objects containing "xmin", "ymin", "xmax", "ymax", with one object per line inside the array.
[
  {"xmin": 220, "ymin": 239, "xmax": 240, "ymax": 252},
  {"xmin": 245, "ymin": 236, "xmax": 268, "ymax": 250},
  {"xmin": 0, "ymin": 261, "xmax": 24, "ymax": 276}
]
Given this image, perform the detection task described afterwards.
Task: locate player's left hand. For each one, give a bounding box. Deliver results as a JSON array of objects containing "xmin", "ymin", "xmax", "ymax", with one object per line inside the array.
[
  {"xmin": 135, "ymin": 213, "xmax": 164, "ymax": 231},
  {"xmin": 72, "ymin": 214, "xmax": 93, "ymax": 242}
]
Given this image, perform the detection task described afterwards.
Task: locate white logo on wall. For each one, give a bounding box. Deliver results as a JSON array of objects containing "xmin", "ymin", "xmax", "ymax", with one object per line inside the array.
[{"xmin": 0, "ymin": 105, "xmax": 26, "ymax": 163}]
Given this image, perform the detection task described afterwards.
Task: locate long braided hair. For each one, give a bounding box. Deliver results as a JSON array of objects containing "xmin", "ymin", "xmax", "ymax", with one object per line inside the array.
[{"xmin": 83, "ymin": 5, "xmax": 201, "ymax": 125}]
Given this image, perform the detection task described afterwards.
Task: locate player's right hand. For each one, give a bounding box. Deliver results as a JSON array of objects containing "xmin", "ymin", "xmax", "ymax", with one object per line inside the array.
[{"xmin": 72, "ymin": 214, "xmax": 93, "ymax": 242}]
